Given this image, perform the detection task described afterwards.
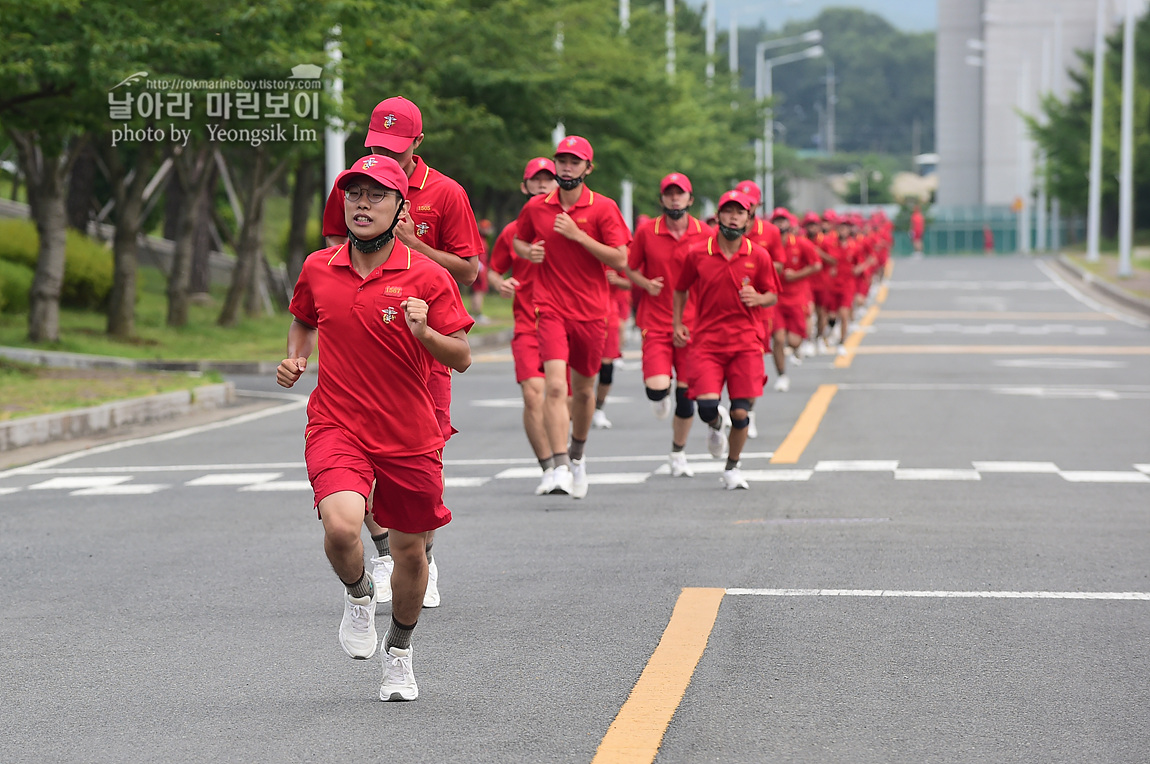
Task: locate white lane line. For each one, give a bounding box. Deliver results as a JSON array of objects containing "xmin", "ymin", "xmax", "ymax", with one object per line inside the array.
[
  {"xmin": 0, "ymin": 398, "xmax": 309, "ymax": 479},
  {"xmin": 725, "ymin": 588, "xmax": 1150, "ymax": 600},
  {"xmin": 493, "ymin": 467, "xmax": 543, "ymax": 480},
  {"xmin": 971, "ymin": 461, "xmax": 1061, "ymax": 473},
  {"xmin": 742, "ymin": 470, "xmax": 814, "ymax": 482},
  {"xmin": 1035, "ymin": 259, "xmax": 1150, "ymax": 328},
  {"xmin": 26, "ymin": 462, "xmax": 307, "ymax": 475},
  {"xmin": 70, "ymin": 484, "xmax": 168, "ymax": 496},
  {"xmin": 185, "ymin": 473, "xmax": 283, "ymax": 486},
  {"xmin": 587, "ymin": 473, "xmax": 650, "ymax": 485},
  {"xmin": 445, "ymin": 477, "xmax": 491, "ymax": 488},
  {"xmin": 1058, "ymin": 471, "xmax": 1150, "ymax": 484},
  {"xmin": 449, "ymin": 451, "xmax": 773, "ymax": 467},
  {"xmin": 238, "ymin": 481, "xmax": 313, "ymax": 492},
  {"xmin": 815, "ymin": 460, "xmax": 899, "ymax": 472},
  {"xmin": 0, "ymin": 487, "xmax": 22, "ymax": 495},
  {"xmin": 994, "ymin": 359, "xmax": 1127, "ymax": 369},
  {"xmin": 894, "ymin": 469, "xmax": 982, "ymax": 481},
  {"xmin": 28, "ymin": 476, "xmax": 132, "ymax": 490},
  {"xmin": 1136, "ymin": 464, "xmax": 1150, "ymax": 475}
]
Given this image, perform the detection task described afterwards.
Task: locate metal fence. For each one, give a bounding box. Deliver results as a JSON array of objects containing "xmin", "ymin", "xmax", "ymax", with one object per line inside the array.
[{"xmin": 889, "ymin": 205, "xmax": 1087, "ymax": 256}]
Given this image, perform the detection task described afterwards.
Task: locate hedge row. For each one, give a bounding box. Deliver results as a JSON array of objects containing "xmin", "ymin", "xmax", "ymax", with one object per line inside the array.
[{"xmin": 0, "ymin": 219, "xmax": 114, "ymax": 311}]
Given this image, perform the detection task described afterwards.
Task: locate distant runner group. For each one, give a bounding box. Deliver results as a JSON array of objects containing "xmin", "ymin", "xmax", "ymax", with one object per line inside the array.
[{"xmin": 275, "ymin": 94, "xmax": 892, "ymax": 702}]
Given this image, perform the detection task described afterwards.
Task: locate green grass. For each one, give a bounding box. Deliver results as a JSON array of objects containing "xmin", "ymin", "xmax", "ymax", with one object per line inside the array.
[
  {"xmin": 1066, "ymin": 253, "xmax": 1150, "ymax": 299},
  {"xmin": 0, "ymin": 264, "xmax": 514, "ymax": 362},
  {"xmin": 0, "ymin": 357, "xmax": 222, "ymax": 421}
]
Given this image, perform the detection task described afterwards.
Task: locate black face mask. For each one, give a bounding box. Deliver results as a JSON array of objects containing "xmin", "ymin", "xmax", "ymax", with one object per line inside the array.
[
  {"xmin": 718, "ymin": 223, "xmax": 744, "ymax": 241},
  {"xmin": 557, "ymin": 175, "xmax": 584, "ymax": 191},
  {"xmin": 348, "ymin": 202, "xmax": 404, "ymax": 253},
  {"xmin": 662, "ymin": 206, "xmax": 687, "ymax": 221}
]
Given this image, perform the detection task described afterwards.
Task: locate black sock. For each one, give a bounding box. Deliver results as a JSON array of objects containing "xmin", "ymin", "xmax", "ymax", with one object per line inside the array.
[
  {"xmin": 672, "ymin": 442, "xmax": 685, "ymax": 452},
  {"xmin": 344, "ymin": 568, "xmax": 374, "ymax": 600},
  {"xmin": 539, "ymin": 455, "xmax": 555, "ymax": 472},
  {"xmin": 386, "ymin": 615, "xmax": 416, "ymax": 652},
  {"xmin": 569, "ymin": 437, "xmax": 586, "ymax": 462},
  {"xmin": 372, "ymin": 532, "xmax": 389, "ymax": 558},
  {"xmin": 425, "ymin": 541, "xmax": 433, "ymax": 565},
  {"xmin": 725, "ymin": 457, "xmax": 739, "ymax": 471},
  {"xmin": 554, "ymin": 453, "xmax": 571, "ymax": 469}
]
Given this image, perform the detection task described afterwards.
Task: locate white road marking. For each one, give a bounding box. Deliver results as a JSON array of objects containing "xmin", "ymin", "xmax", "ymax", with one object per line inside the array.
[
  {"xmin": 815, "ymin": 460, "xmax": 899, "ymax": 472},
  {"xmin": 894, "ymin": 469, "xmax": 982, "ymax": 481},
  {"xmin": 890, "ymin": 323, "xmax": 1108, "ymax": 336},
  {"xmin": 238, "ymin": 481, "xmax": 313, "ymax": 492},
  {"xmin": 28, "ymin": 476, "xmax": 132, "ymax": 490},
  {"xmin": 1136, "ymin": 464, "xmax": 1150, "ymax": 475},
  {"xmin": 185, "ymin": 473, "xmax": 283, "ymax": 486},
  {"xmin": 26, "ymin": 463, "xmax": 307, "ymax": 475},
  {"xmin": 833, "ymin": 383, "xmax": 1150, "ymax": 399},
  {"xmin": 70, "ymin": 484, "xmax": 168, "ymax": 496},
  {"xmin": 1035, "ymin": 258, "xmax": 1150, "ymax": 328},
  {"xmin": 994, "ymin": 358, "xmax": 1128, "ymax": 369},
  {"xmin": 725, "ymin": 588, "xmax": 1150, "ymax": 600},
  {"xmin": 493, "ymin": 467, "xmax": 543, "ymax": 479},
  {"xmin": 971, "ymin": 461, "xmax": 1061, "ymax": 473},
  {"xmin": 742, "ymin": 469, "xmax": 814, "ymax": 482},
  {"xmin": 445, "ymin": 477, "xmax": 491, "ymax": 488},
  {"xmin": 889, "ymin": 280, "xmax": 1060, "ymax": 291},
  {"xmin": 586, "ymin": 472, "xmax": 650, "ymax": 485},
  {"xmin": 1058, "ymin": 471, "xmax": 1150, "ymax": 484},
  {"xmin": 0, "ymin": 487, "xmax": 22, "ymax": 495}
]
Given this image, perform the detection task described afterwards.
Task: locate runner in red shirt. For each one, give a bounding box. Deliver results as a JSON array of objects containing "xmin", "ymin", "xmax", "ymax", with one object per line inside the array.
[
  {"xmin": 487, "ymin": 158, "xmax": 560, "ymax": 494},
  {"xmin": 591, "ymin": 268, "xmax": 633, "ymax": 430},
  {"xmin": 278, "ymin": 155, "xmax": 473, "ymax": 701},
  {"xmin": 626, "ymin": 172, "xmax": 712, "ymax": 477},
  {"xmin": 513, "ymin": 136, "xmax": 631, "ymax": 499},
  {"xmin": 768, "ymin": 208, "xmax": 822, "ymax": 393},
  {"xmin": 318, "ymin": 96, "xmax": 485, "ymax": 610},
  {"xmin": 673, "ymin": 190, "xmax": 779, "ymax": 491},
  {"xmin": 802, "ymin": 212, "xmax": 839, "ymax": 354}
]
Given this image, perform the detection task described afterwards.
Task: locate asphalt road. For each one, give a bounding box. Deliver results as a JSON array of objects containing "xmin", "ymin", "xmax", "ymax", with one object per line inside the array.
[{"xmin": 1, "ymin": 255, "xmax": 1148, "ymax": 763}]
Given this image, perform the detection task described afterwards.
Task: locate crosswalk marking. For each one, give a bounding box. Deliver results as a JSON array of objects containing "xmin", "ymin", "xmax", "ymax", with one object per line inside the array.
[
  {"xmin": 895, "ymin": 468, "xmax": 982, "ymax": 481},
  {"xmin": 0, "ymin": 487, "xmax": 20, "ymax": 496},
  {"xmin": 1058, "ymin": 471, "xmax": 1150, "ymax": 484},
  {"xmin": 29, "ymin": 476, "xmax": 131, "ymax": 490},
  {"xmin": 185, "ymin": 473, "xmax": 283, "ymax": 486},
  {"xmin": 971, "ymin": 461, "xmax": 1061, "ymax": 473},
  {"xmin": 726, "ymin": 588, "xmax": 1150, "ymax": 600},
  {"xmin": 815, "ymin": 460, "xmax": 900, "ymax": 472},
  {"xmin": 238, "ymin": 481, "xmax": 313, "ymax": 492},
  {"xmin": 742, "ymin": 469, "xmax": 814, "ymax": 482},
  {"xmin": 71, "ymin": 484, "xmax": 168, "ymax": 496},
  {"xmin": 445, "ymin": 477, "xmax": 491, "ymax": 488}
]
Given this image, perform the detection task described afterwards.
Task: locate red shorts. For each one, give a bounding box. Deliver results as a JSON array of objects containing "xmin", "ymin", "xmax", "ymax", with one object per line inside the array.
[
  {"xmin": 603, "ymin": 303, "xmax": 622, "ymax": 361},
  {"xmin": 641, "ymin": 330, "xmax": 693, "ymax": 384},
  {"xmin": 688, "ymin": 347, "xmax": 766, "ymax": 399},
  {"xmin": 834, "ymin": 282, "xmax": 855, "ymax": 312},
  {"xmin": 536, "ymin": 311, "xmax": 607, "ymax": 379},
  {"xmin": 813, "ymin": 287, "xmax": 835, "ymax": 311},
  {"xmin": 511, "ymin": 331, "xmax": 544, "ymax": 383},
  {"xmin": 760, "ymin": 305, "xmax": 776, "ymax": 342},
  {"xmin": 427, "ymin": 363, "xmax": 455, "ymax": 441},
  {"xmin": 305, "ymin": 426, "xmax": 451, "ymax": 535},
  {"xmin": 776, "ymin": 301, "xmax": 809, "ymax": 338}
]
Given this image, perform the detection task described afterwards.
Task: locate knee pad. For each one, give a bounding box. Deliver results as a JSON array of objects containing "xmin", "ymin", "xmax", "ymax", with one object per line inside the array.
[
  {"xmin": 731, "ymin": 415, "xmax": 751, "ymax": 430},
  {"xmin": 645, "ymin": 386, "xmax": 670, "ymax": 402},
  {"xmin": 697, "ymin": 398, "xmax": 720, "ymax": 424},
  {"xmin": 730, "ymin": 397, "xmax": 755, "ymax": 414},
  {"xmin": 674, "ymin": 387, "xmax": 695, "ymax": 419},
  {"xmin": 599, "ymin": 361, "xmax": 614, "ymax": 386}
]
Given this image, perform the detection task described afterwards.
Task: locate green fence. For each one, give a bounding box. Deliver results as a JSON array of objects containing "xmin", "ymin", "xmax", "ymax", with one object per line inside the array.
[{"xmin": 891, "ymin": 206, "xmax": 1086, "ymax": 256}]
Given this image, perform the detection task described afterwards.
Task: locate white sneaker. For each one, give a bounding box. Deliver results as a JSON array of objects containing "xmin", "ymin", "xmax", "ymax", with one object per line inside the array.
[
  {"xmin": 379, "ymin": 645, "xmax": 418, "ymax": 701},
  {"xmin": 836, "ymin": 345, "xmax": 847, "ymax": 357},
  {"xmin": 423, "ymin": 557, "xmax": 440, "ymax": 608},
  {"xmin": 652, "ymin": 396, "xmax": 673, "ymax": 420},
  {"xmin": 790, "ymin": 352, "xmax": 802, "ymax": 367},
  {"xmin": 746, "ymin": 411, "xmax": 758, "ymax": 439},
  {"xmin": 570, "ymin": 458, "xmax": 589, "ymax": 499},
  {"xmin": 774, "ymin": 374, "xmax": 790, "ymax": 392},
  {"xmin": 591, "ymin": 409, "xmax": 612, "ymax": 429},
  {"xmin": 817, "ymin": 339, "xmax": 829, "ymax": 355},
  {"xmin": 551, "ymin": 464, "xmax": 573, "ymax": 495},
  {"xmin": 706, "ymin": 405, "xmax": 731, "ymax": 459},
  {"xmin": 800, "ymin": 340, "xmax": 816, "ymax": 358},
  {"xmin": 339, "ymin": 590, "xmax": 378, "ymax": 660},
  {"xmin": 370, "ymin": 555, "xmax": 394, "ymax": 604},
  {"xmin": 722, "ymin": 467, "xmax": 749, "ymax": 490},
  {"xmin": 534, "ymin": 467, "xmax": 557, "ymax": 495},
  {"xmin": 669, "ymin": 451, "xmax": 694, "ymax": 477}
]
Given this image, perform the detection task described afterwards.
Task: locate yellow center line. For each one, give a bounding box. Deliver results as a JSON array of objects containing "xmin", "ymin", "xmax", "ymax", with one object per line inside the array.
[
  {"xmin": 834, "ymin": 300, "xmax": 883, "ymax": 369},
  {"xmin": 769, "ymin": 383, "xmax": 838, "ymax": 464},
  {"xmin": 592, "ymin": 587, "xmax": 726, "ymax": 764},
  {"xmin": 851, "ymin": 345, "xmax": 1150, "ymax": 355}
]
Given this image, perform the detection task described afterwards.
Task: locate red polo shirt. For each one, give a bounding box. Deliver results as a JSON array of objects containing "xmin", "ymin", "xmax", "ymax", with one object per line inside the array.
[
  {"xmin": 628, "ymin": 214, "xmax": 711, "ymax": 332},
  {"xmin": 321, "ymin": 156, "xmax": 485, "ymax": 272},
  {"xmin": 746, "ymin": 217, "xmax": 786, "ymax": 264},
  {"xmin": 488, "ymin": 220, "xmax": 537, "ymax": 336},
  {"xmin": 514, "ymin": 185, "xmax": 632, "ymax": 322},
  {"xmin": 778, "ymin": 232, "xmax": 821, "ymax": 306},
  {"xmin": 289, "ymin": 243, "xmax": 474, "ymax": 458},
  {"xmin": 675, "ymin": 234, "xmax": 780, "ymax": 352}
]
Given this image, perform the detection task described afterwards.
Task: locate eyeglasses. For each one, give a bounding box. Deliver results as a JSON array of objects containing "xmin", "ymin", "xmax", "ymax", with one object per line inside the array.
[{"xmin": 344, "ymin": 186, "xmax": 394, "ymax": 204}]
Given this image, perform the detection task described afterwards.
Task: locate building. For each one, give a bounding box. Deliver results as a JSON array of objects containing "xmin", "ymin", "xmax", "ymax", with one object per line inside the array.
[{"xmin": 935, "ymin": 0, "xmax": 1147, "ymax": 207}]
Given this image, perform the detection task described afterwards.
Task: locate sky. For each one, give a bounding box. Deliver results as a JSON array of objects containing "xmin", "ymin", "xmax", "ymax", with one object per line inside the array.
[{"xmin": 692, "ymin": 0, "xmax": 937, "ymax": 33}]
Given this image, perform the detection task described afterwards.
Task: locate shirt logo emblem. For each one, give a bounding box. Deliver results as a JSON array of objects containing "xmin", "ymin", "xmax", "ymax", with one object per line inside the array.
[
  {"xmin": 744, "ymin": 262, "xmax": 755, "ymax": 269},
  {"xmin": 361, "ymin": 157, "xmax": 378, "ymax": 169},
  {"xmin": 384, "ymin": 286, "xmax": 402, "ymax": 297},
  {"xmin": 381, "ymin": 306, "xmax": 399, "ymax": 323},
  {"xmin": 384, "ymin": 114, "xmax": 397, "ymax": 129},
  {"xmin": 415, "ymin": 222, "xmax": 430, "ymax": 237}
]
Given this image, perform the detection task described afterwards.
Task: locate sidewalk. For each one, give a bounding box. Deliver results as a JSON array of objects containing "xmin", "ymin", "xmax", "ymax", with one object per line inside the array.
[
  {"xmin": 1051, "ymin": 254, "xmax": 1150, "ymax": 321},
  {"xmin": 0, "ymin": 328, "xmax": 514, "ymax": 456}
]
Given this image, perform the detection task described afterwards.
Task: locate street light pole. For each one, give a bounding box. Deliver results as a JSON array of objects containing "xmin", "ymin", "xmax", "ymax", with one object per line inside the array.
[
  {"xmin": 1087, "ymin": 0, "xmax": 1106, "ymax": 263},
  {"xmin": 756, "ymin": 36, "xmax": 823, "ymax": 212},
  {"xmin": 1118, "ymin": 0, "xmax": 1135, "ymax": 277}
]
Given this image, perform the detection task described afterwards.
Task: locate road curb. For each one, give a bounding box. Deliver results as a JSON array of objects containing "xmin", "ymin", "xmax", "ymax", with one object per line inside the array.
[
  {"xmin": 0, "ymin": 382, "xmax": 236, "ymax": 452},
  {"xmin": 1051, "ymin": 255, "xmax": 1150, "ymax": 320}
]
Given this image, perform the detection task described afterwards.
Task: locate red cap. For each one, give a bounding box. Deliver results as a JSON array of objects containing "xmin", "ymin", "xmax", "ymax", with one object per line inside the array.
[
  {"xmin": 660, "ymin": 172, "xmax": 693, "ymax": 194},
  {"xmin": 770, "ymin": 206, "xmax": 791, "ymax": 220},
  {"xmin": 717, "ymin": 189, "xmax": 754, "ymax": 212},
  {"xmin": 555, "ymin": 135, "xmax": 594, "ymax": 162},
  {"xmin": 523, "ymin": 156, "xmax": 556, "ymax": 180},
  {"xmin": 801, "ymin": 212, "xmax": 822, "ymax": 226},
  {"xmin": 364, "ymin": 97, "xmax": 423, "ymax": 153},
  {"xmin": 823, "ymin": 209, "xmax": 839, "ymax": 223},
  {"xmin": 735, "ymin": 180, "xmax": 762, "ymax": 206},
  {"xmin": 335, "ymin": 155, "xmax": 410, "ymax": 199}
]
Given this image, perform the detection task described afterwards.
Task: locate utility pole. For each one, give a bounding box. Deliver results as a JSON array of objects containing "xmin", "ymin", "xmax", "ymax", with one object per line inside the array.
[
  {"xmin": 825, "ymin": 61, "xmax": 836, "ymax": 154},
  {"xmin": 1087, "ymin": 0, "xmax": 1106, "ymax": 263},
  {"xmin": 1118, "ymin": 0, "xmax": 1135, "ymax": 276}
]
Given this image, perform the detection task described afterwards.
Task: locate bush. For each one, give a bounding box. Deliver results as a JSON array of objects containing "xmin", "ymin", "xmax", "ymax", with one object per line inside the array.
[
  {"xmin": 0, "ymin": 219, "xmax": 114, "ymax": 310},
  {"xmin": 0, "ymin": 259, "xmax": 34, "ymax": 314}
]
